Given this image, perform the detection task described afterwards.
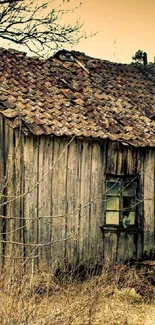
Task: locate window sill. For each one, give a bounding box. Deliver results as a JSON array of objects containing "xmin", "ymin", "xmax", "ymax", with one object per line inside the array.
[{"xmin": 100, "ymin": 225, "xmax": 142, "ymax": 234}]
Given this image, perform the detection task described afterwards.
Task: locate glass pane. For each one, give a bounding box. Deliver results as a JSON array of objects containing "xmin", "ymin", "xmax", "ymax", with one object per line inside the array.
[
  {"xmin": 106, "ymin": 196, "xmax": 119, "ymax": 210},
  {"xmin": 122, "ymin": 211, "xmax": 136, "ymax": 227},
  {"xmin": 123, "ymin": 197, "xmax": 135, "ymax": 210},
  {"xmin": 106, "ymin": 211, "xmax": 119, "ymax": 225},
  {"xmin": 106, "ymin": 181, "xmax": 120, "ymax": 196},
  {"xmin": 122, "ymin": 181, "xmax": 137, "ymax": 197}
]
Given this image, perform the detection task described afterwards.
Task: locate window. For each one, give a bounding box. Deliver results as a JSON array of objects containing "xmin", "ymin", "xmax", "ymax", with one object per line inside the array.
[{"xmin": 105, "ymin": 176, "xmax": 138, "ymax": 227}]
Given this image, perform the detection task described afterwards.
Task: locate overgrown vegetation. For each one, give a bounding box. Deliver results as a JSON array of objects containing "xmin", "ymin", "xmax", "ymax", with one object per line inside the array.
[{"xmin": 0, "ymin": 264, "xmax": 154, "ymax": 325}]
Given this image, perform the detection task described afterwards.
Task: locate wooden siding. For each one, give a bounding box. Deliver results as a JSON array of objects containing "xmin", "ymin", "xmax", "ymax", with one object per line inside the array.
[
  {"xmin": 0, "ymin": 117, "xmax": 5, "ymax": 268},
  {"xmin": 0, "ymin": 117, "xmax": 155, "ymax": 272},
  {"xmin": 144, "ymin": 149, "xmax": 155, "ymax": 256}
]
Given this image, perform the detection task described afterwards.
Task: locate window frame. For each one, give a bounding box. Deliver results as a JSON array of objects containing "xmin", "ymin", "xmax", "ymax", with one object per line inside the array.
[{"xmin": 105, "ymin": 175, "xmax": 139, "ymax": 229}]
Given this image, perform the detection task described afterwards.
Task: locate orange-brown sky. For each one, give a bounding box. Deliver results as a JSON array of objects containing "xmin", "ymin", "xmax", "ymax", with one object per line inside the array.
[
  {"xmin": 64, "ymin": 0, "xmax": 155, "ymax": 63},
  {"xmin": 1, "ymin": 0, "xmax": 155, "ymax": 63}
]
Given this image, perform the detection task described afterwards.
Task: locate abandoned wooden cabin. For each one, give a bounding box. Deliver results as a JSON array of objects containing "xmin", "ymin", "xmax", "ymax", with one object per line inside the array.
[{"xmin": 0, "ymin": 48, "xmax": 155, "ymax": 272}]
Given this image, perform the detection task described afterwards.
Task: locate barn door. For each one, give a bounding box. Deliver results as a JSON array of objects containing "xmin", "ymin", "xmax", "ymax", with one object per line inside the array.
[{"xmin": 101, "ymin": 175, "xmax": 143, "ymax": 264}]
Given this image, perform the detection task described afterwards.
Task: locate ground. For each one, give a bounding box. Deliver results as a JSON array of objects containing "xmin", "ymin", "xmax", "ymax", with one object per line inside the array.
[{"xmin": 0, "ymin": 265, "xmax": 154, "ymax": 325}]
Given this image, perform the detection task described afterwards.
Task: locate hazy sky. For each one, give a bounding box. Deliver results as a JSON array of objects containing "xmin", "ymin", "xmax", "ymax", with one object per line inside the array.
[
  {"xmin": 64, "ymin": 0, "xmax": 155, "ymax": 63},
  {"xmin": 1, "ymin": 0, "xmax": 155, "ymax": 63}
]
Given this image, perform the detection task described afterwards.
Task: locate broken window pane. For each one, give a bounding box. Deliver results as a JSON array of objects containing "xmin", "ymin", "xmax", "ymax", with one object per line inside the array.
[
  {"xmin": 106, "ymin": 211, "xmax": 119, "ymax": 225},
  {"xmin": 123, "ymin": 211, "xmax": 136, "ymax": 227},
  {"xmin": 106, "ymin": 181, "xmax": 120, "ymax": 196},
  {"xmin": 106, "ymin": 196, "xmax": 119, "ymax": 210},
  {"xmin": 123, "ymin": 197, "xmax": 135, "ymax": 211},
  {"xmin": 122, "ymin": 181, "xmax": 137, "ymax": 197}
]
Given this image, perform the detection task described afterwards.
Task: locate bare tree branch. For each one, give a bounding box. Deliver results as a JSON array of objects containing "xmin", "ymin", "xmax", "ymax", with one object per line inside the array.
[{"xmin": 0, "ymin": 0, "xmax": 86, "ymax": 57}]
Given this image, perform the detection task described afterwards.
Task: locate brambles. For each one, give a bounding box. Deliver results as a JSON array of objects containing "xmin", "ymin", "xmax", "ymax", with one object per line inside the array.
[{"xmin": 0, "ymin": 263, "xmax": 154, "ymax": 324}]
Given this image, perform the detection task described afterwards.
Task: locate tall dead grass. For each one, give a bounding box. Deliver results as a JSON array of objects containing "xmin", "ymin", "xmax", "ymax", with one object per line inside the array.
[{"xmin": 0, "ymin": 263, "xmax": 154, "ymax": 325}]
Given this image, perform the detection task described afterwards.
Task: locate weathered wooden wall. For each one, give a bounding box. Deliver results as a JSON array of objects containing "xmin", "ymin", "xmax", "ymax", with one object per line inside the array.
[{"xmin": 0, "ymin": 117, "xmax": 155, "ymax": 272}]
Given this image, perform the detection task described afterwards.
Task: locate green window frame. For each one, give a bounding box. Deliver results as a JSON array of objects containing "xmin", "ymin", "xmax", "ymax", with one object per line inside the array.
[{"xmin": 105, "ymin": 176, "xmax": 138, "ymax": 228}]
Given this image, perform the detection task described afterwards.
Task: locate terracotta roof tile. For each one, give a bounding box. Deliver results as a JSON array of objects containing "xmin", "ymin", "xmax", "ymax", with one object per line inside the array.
[{"xmin": 0, "ymin": 48, "xmax": 155, "ymax": 146}]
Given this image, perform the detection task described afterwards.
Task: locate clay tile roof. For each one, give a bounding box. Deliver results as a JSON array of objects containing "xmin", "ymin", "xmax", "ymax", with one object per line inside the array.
[{"xmin": 0, "ymin": 47, "xmax": 155, "ymax": 147}]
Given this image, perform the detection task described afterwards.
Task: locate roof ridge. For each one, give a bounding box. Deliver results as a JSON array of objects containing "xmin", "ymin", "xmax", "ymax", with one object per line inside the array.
[{"xmin": 0, "ymin": 46, "xmax": 135, "ymax": 67}]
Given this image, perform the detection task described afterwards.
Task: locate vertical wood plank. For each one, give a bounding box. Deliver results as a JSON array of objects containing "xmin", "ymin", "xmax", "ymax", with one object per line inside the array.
[
  {"xmin": 144, "ymin": 148, "xmax": 155, "ymax": 257},
  {"xmin": 6, "ymin": 129, "xmax": 24, "ymax": 271},
  {"xmin": 51, "ymin": 137, "xmax": 68, "ymax": 271},
  {"xmin": 136, "ymin": 148, "xmax": 144, "ymax": 260},
  {"xmin": 23, "ymin": 136, "xmax": 39, "ymax": 271},
  {"xmin": 0, "ymin": 115, "xmax": 5, "ymax": 269},
  {"xmin": 106, "ymin": 142, "xmax": 118, "ymax": 174},
  {"xmin": 78, "ymin": 140, "xmax": 92, "ymax": 267},
  {"xmin": 65, "ymin": 139, "xmax": 81, "ymax": 270},
  {"xmin": 117, "ymin": 233, "xmax": 137, "ymax": 263},
  {"xmin": 126, "ymin": 146, "xmax": 137, "ymax": 175},
  {"xmin": 103, "ymin": 232, "xmax": 117, "ymax": 265},
  {"xmin": 89, "ymin": 141, "xmax": 105, "ymax": 267},
  {"xmin": 116, "ymin": 143, "xmax": 124, "ymax": 175},
  {"xmin": 38, "ymin": 136, "xmax": 53, "ymax": 268},
  {"xmin": 14, "ymin": 131, "xmax": 24, "ymax": 269},
  {"xmin": 4, "ymin": 124, "xmax": 15, "ymax": 270}
]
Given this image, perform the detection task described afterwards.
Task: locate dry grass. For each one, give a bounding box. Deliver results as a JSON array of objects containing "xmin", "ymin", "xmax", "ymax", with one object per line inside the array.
[{"xmin": 0, "ymin": 264, "xmax": 154, "ymax": 325}]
